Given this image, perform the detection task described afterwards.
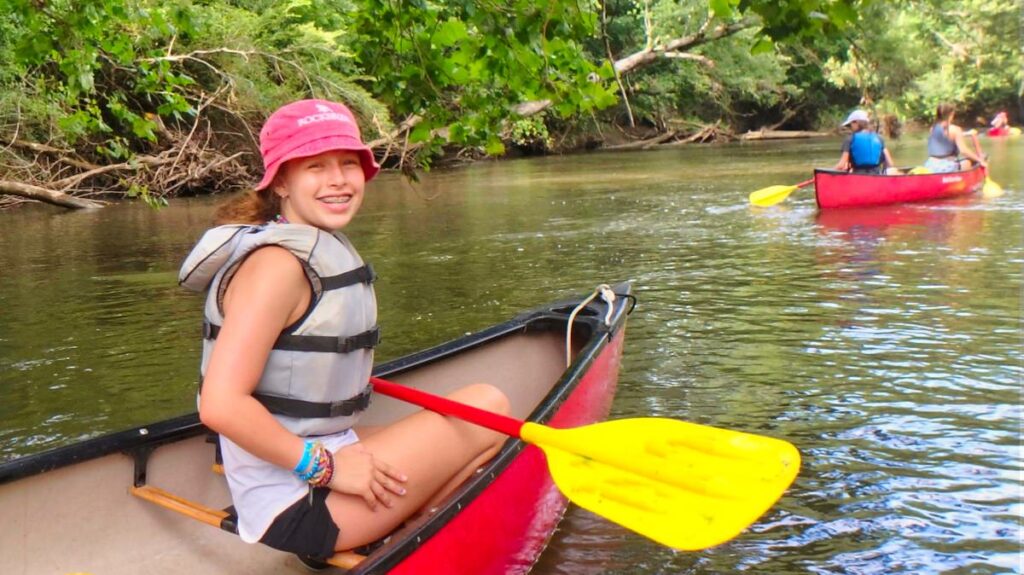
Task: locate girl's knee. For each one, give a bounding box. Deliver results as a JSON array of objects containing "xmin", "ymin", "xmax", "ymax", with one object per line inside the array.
[{"xmin": 451, "ymin": 383, "xmax": 511, "ymax": 416}]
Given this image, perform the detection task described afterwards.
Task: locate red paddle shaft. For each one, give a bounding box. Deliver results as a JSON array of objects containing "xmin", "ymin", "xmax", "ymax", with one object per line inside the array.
[{"xmin": 369, "ymin": 377, "xmax": 525, "ymax": 438}]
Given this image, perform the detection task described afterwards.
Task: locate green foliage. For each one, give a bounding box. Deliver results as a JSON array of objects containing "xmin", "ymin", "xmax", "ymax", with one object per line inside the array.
[
  {"xmin": 509, "ymin": 117, "xmax": 553, "ymax": 151},
  {"xmin": 822, "ymin": 0, "xmax": 1020, "ymax": 124},
  {"xmin": 737, "ymin": 0, "xmax": 862, "ymax": 41},
  {"xmin": 6, "ymin": 0, "xmax": 198, "ymax": 154},
  {"xmin": 1, "ymin": 0, "xmax": 387, "ymax": 161},
  {"xmin": 344, "ymin": 0, "xmax": 618, "ymax": 159},
  {"xmin": 598, "ymin": 1, "xmax": 809, "ymax": 128},
  {"xmin": 126, "ymin": 182, "xmax": 169, "ymax": 208}
]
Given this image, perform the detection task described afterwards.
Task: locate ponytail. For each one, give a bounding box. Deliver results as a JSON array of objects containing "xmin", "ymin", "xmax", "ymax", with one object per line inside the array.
[
  {"xmin": 935, "ymin": 103, "xmax": 955, "ymax": 122},
  {"xmin": 214, "ymin": 188, "xmax": 281, "ymax": 225}
]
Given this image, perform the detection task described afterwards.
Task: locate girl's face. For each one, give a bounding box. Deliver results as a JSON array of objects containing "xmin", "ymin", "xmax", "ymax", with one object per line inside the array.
[{"xmin": 275, "ymin": 150, "xmax": 366, "ymax": 230}]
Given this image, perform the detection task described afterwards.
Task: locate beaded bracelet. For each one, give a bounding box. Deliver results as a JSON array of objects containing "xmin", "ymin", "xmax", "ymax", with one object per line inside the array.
[
  {"xmin": 297, "ymin": 442, "xmax": 334, "ymax": 487},
  {"xmin": 308, "ymin": 449, "xmax": 335, "ymax": 488},
  {"xmin": 293, "ymin": 440, "xmax": 315, "ymax": 475},
  {"xmin": 298, "ymin": 441, "xmax": 326, "ymax": 482}
]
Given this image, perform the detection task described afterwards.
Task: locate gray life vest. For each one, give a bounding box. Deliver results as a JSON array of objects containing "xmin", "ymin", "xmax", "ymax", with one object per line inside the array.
[
  {"xmin": 179, "ymin": 223, "xmax": 378, "ymax": 436},
  {"xmin": 927, "ymin": 123, "xmax": 958, "ymax": 158}
]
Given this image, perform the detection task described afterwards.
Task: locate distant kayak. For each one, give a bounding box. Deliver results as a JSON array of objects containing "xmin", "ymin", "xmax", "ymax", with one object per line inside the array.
[
  {"xmin": 987, "ymin": 126, "xmax": 1021, "ymax": 137},
  {"xmin": 814, "ymin": 166, "xmax": 986, "ymax": 209}
]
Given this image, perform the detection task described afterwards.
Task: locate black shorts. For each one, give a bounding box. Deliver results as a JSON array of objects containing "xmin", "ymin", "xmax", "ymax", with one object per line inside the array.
[{"xmin": 259, "ymin": 486, "xmax": 339, "ymax": 561}]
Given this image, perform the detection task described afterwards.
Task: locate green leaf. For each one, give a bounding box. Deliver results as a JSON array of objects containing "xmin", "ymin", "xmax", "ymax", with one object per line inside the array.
[
  {"xmin": 483, "ymin": 136, "xmax": 505, "ymax": 156},
  {"xmin": 750, "ymin": 36, "xmax": 775, "ymax": 55},
  {"xmin": 409, "ymin": 122, "xmax": 432, "ymax": 143},
  {"xmin": 433, "ymin": 19, "xmax": 468, "ymax": 47},
  {"xmin": 710, "ymin": 0, "xmax": 734, "ymax": 19}
]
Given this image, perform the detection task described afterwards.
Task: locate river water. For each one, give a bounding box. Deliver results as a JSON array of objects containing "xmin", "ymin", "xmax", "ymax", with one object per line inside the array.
[{"xmin": 1, "ymin": 137, "xmax": 1021, "ymax": 574}]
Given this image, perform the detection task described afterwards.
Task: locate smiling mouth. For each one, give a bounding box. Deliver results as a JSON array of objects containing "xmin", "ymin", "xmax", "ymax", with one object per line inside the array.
[{"xmin": 319, "ymin": 195, "xmax": 352, "ymax": 205}]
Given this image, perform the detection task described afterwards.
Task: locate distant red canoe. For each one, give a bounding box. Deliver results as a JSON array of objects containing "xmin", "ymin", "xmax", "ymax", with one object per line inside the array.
[{"xmin": 814, "ymin": 167, "xmax": 986, "ymax": 209}]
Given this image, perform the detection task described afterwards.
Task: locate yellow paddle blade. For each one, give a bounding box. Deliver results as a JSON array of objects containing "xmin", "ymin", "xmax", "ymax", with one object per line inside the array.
[
  {"xmin": 907, "ymin": 166, "xmax": 932, "ymax": 175},
  {"xmin": 983, "ymin": 177, "xmax": 1004, "ymax": 198},
  {"xmin": 749, "ymin": 184, "xmax": 799, "ymax": 207},
  {"xmin": 1010, "ymin": 127, "xmax": 1021, "ymax": 137},
  {"xmin": 522, "ymin": 419, "xmax": 800, "ymax": 550}
]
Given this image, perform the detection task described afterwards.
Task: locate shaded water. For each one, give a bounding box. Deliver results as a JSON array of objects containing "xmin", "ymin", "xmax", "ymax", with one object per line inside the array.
[{"xmin": 1, "ymin": 136, "xmax": 1021, "ymax": 573}]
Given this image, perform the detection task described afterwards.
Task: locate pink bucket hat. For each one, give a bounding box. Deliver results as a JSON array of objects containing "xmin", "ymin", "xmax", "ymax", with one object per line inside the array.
[{"xmin": 255, "ymin": 99, "xmax": 380, "ymax": 190}]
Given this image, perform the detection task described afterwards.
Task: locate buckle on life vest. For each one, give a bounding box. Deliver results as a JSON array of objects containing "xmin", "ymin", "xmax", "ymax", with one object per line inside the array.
[{"xmin": 335, "ymin": 326, "xmax": 381, "ymax": 353}]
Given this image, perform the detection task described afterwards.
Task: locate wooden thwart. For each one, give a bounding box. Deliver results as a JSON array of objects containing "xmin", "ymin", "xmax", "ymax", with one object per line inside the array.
[{"xmin": 130, "ymin": 484, "xmax": 364, "ymax": 569}]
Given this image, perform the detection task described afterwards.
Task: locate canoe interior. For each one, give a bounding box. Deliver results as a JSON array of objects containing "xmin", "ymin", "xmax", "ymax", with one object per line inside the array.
[{"xmin": 0, "ymin": 285, "xmax": 631, "ymax": 575}]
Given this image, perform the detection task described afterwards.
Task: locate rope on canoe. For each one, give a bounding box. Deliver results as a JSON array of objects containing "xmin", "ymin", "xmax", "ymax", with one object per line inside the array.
[{"xmin": 565, "ymin": 284, "xmax": 617, "ymax": 367}]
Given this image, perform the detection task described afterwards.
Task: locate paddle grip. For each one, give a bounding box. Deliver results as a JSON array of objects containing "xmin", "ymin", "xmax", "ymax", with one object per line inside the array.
[{"xmin": 369, "ymin": 377, "xmax": 524, "ymax": 438}]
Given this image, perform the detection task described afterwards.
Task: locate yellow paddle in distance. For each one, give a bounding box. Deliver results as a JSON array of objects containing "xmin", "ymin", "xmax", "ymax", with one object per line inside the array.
[
  {"xmin": 370, "ymin": 377, "xmax": 800, "ymax": 551},
  {"xmin": 749, "ymin": 178, "xmax": 814, "ymax": 207},
  {"xmin": 968, "ymin": 130, "xmax": 1004, "ymax": 198}
]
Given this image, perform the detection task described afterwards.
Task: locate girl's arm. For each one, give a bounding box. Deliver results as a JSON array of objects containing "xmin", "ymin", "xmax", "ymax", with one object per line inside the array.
[
  {"xmin": 198, "ymin": 246, "xmax": 310, "ymax": 471},
  {"xmin": 951, "ymin": 126, "xmax": 987, "ymax": 167},
  {"xmin": 835, "ymin": 151, "xmax": 851, "ymax": 171},
  {"xmin": 882, "ymin": 148, "xmax": 895, "ymax": 169}
]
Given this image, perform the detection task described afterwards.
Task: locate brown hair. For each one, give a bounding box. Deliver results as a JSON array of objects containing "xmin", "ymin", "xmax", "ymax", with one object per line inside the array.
[
  {"xmin": 213, "ymin": 188, "xmax": 281, "ymax": 225},
  {"xmin": 935, "ymin": 103, "xmax": 955, "ymax": 122}
]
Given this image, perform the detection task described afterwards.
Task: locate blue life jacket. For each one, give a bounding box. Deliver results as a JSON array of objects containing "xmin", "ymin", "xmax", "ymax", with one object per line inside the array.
[{"xmin": 850, "ymin": 132, "xmax": 884, "ymax": 168}]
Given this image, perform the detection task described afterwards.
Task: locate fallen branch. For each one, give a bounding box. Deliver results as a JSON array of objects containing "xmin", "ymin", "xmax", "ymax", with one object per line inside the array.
[
  {"xmin": 0, "ymin": 180, "xmax": 105, "ymax": 209},
  {"xmin": 604, "ymin": 130, "xmax": 678, "ymax": 150},
  {"xmin": 740, "ymin": 129, "xmax": 829, "ymax": 140},
  {"xmin": 659, "ymin": 123, "xmax": 724, "ymax": 147},
  {"xmin": 52, "ymin": 154, "xmax": 178, "ymax": 191}
]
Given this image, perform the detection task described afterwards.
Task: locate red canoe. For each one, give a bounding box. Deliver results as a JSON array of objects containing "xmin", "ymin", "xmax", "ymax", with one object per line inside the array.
[
  {"xmin": 814, "ymin": 166, "xmax": 986, "ymax": 209},
  {"xmin": 0, "ymin": 282, "xmax": 632, "ymax": 574}
]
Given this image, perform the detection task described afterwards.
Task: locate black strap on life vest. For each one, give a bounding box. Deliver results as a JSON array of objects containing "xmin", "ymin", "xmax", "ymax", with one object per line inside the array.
[
  {"xmin": 203, "ymin": 322, "xmax": 380, "ymax": 354},
  {"xmin": 321, "ymin": 263, "xmax": 376, "ymax": 290},
  {"xmin": 253, "ymin": 384, "xmax": 373, "ymax": 419}
]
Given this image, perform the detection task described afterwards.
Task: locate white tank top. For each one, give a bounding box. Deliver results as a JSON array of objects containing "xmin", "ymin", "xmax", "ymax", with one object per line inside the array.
[{"xmin": 221, "ymin": 429, "xmax": 360, "ymax": 542}]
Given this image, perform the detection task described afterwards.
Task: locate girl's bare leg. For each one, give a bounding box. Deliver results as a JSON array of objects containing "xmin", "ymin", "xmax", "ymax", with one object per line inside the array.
[{"xmin": 326, "ymin": 383, "xmax": 510, "ymax": 550}]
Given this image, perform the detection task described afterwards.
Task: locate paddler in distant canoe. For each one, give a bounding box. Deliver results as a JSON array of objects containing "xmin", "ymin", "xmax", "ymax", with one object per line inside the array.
[
  {"xmin": 834, "ymin": 109, "xmax": 898, "ymax": 175},
  {"xmin": 987, "ymin": 111, "xmax": 1020, "ymax": 137},
  {"xmin": 924, "ymin": 103, "xmax": 989, "ymax": 173}
]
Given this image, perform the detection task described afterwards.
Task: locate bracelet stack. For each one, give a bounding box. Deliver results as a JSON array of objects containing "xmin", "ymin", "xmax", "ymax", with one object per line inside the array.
[{"xmin": 293, "ymin": 440, "xmax": 335, "ymax": 488}]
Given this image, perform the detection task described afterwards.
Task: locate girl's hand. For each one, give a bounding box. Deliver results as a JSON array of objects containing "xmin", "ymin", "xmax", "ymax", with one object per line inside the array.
[{"xmin": 329, "ymin": 443, "xmax": 408, "ymax": 510}]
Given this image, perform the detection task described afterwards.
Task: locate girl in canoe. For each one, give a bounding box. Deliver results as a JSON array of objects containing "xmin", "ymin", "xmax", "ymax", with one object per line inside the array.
[
  {"xmin": 179, "ymin": 99, "xmax": 510, "ymax": 564},
  {"xmin": 924, "ymin": 103, "xmax": 988, "ymax": 173}
]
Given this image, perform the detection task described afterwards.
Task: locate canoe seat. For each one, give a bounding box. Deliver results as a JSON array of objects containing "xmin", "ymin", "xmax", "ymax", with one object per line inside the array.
[{"xmin": 130, "ymin": 484, "xmax": 365, "ymax": 569}]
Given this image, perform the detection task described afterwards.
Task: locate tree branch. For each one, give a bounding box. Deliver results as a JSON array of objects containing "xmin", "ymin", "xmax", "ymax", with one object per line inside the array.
[{"xmin": 614, "ymin": 20, "xmax": 754, "ymax": 74}]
